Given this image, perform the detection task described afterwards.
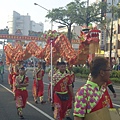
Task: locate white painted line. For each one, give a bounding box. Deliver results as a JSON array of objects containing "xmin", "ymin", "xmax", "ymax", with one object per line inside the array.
[
  {"xmin": 113, "ymin": 103, "xmax": 120, "ymax": 107},
  {"xmin": 44, "ymin": 82, "xmax": 49, "ymax": 85},
  {"xmin": 27, "ymin": 102, "xmax": 54, "ymax": 120},
  {"xmin": 0, "ymin": 84, "xmax": 13, "ymax": 94},
  {"xmin": 0, "ymin": 84, "xmax": 55, "ymax": 120}
]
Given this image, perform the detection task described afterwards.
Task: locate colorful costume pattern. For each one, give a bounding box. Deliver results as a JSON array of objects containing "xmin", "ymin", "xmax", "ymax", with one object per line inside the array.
[
  {"xmin": 53, "ymin": 70, "xmax": 72, "ymax": 120},
  {"xmin": 74, "ymin": 81, "xmax": 112, "ymax": 118},
  {"xmin": 12, "ymin": 72, "xmax": 19, "ymax": 93},
  {"xmin": 15, "ymin": 75, "xmax": 29, "ymax": 109},
  {"xmin": 8, "ymin": 67, "xmax": 14, "ymax": 89},
  {"xmin": 88, "ymin": 74, "xmax": 113, "ymax": 108},
  {"xmin": 66, "ymin": 69, "xmax": 75, "ymax": 116},
  {"xmin": 32, "ymin": 68, "xmax": 44, "ymax": 102},
  {"xmin": 48, "ymin": 68, "xmax": 58, "ymax": 101}
]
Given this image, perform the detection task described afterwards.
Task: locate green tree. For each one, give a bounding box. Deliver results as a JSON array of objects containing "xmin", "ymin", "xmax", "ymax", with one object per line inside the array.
[
  {"xmin": 46, "ymin": 0, "xmax": 108, "ymax": 42},
  {"xmin": 46, "ymin": 2, "xmax": 79, "ymax": 43},
  {"xmin": 74, "ymin": 0, "xmax": 108, "ymax": 26}
]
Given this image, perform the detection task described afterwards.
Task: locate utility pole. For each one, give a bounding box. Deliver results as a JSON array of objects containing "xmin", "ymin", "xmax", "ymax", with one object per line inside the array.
[
  {"xmin": 109, "ymin": 0, "xmax": 113, "ymax": 67},
  {"xmin": 86, "ymin": 0, "xmax": 89, "ymax": 26},
  {"xmin": 115, "ymin": 2, "xmax": 120, "ymax": 64}
]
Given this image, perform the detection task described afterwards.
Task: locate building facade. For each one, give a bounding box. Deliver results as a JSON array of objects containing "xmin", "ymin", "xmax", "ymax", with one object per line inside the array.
[{"xmin": 8, "ymin": 11, "xmax": 44, "ymax": 36}]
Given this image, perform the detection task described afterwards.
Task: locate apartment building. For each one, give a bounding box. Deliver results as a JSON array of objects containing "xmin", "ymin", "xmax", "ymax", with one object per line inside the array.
[{"xmin": 8, "ymin": 11, "xmax": 44, "ymax": 36}]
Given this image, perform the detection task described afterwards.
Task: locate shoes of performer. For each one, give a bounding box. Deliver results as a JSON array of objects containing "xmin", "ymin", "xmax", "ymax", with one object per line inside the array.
[
  {"xmin": 40, "ymin": 101, "xmax": 46, "ymax": 104},
  {"xmin": 17, "ymin": 110, "xmax": 24, "ymax": 119},
  {"xmin": 10, "ymin": 85, "xmax": 13, "ymax": 90},
  {"xmin": 35, "ymin": 100, "xmax": 38, "ymax": 104},
  {"xmin": 19, "ymin": 115, "xmax": 24, "ymax": 119},
  {"xmin": 66, "ymin": 117, "xmax": 72, "ymax": 120},
  {"xmin": 51, "ymin": 106, "xmax": 54, "ymax": 111}
]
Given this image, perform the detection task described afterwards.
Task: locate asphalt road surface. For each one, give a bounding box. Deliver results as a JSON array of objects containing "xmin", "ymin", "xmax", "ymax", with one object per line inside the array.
[{"xmin": 0, "ymin": 67, "xmax": 120, "ymax": 120}]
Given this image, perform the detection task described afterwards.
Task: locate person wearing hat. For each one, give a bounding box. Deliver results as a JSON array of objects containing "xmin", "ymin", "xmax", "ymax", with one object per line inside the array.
[{"xmin": 14, "ymin": 67, "xmax": 29, "ymax": 119}]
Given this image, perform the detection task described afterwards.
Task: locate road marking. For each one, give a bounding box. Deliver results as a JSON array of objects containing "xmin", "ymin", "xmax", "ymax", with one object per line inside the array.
[
  {"xmin": 0, "ymin": 84, "xmax": 55, "ymax": 120},
  {"xmin": 27, "ymin": 102, "xmax": 54, "ymax": 120},
  {"xmin": 44, "ymin": 82, "xmax": 49, "ymax": 85},
  {"xmin": 113, "ymin": 103, "xmax": 120, "ymax": 107}
]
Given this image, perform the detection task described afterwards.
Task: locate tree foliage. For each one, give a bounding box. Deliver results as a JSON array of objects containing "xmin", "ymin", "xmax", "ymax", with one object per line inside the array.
[{"xmin": 46, "ymin": 0, "xmax": 108, "ymax": 41}]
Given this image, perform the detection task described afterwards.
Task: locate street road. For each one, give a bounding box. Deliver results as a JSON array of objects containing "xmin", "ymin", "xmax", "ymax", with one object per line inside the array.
[{"xmin": 0, "ymin": 68, "xmax": 120, "ymax": 120}]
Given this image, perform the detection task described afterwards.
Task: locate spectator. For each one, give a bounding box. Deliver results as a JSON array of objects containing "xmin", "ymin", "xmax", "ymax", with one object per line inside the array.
[
  {"xmin": 74, "ymin": 57, "xmax": 113, "ymax": 120},
  {"xmin": 0, "ymin": 61, "xmax": 4, "ymax": 82}
]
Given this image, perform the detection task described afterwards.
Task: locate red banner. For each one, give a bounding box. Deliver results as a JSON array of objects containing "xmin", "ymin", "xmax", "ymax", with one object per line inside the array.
[{"xmin": 0, "ymin": 34, "xmax": 44, "ymax": 41}]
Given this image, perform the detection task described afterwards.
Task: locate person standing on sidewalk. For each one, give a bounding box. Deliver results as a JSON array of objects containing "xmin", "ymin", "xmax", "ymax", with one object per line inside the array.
[{"xmin": 74, "ymin": 57, "xmax": 114, "ymax": 120}]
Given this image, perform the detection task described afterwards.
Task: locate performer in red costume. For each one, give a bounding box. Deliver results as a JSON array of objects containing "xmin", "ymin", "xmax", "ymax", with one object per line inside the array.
[
  {"xmin": 8, "ymin": 64, "xmax": 14, "ymax": 90},
  {"xmin": 14, "ymin": 67, "xmax": 29, "ymax": 119},
  {"xmin": 52, "ymin": 61, "xmax": 74, "ymax": 120},
  {"xmin": 65, "ymin": 63, "xmax": 75, "ymax": 120},
  {"xmin": 32, "ymin": 61, "xmax": 46, "ymax": 104},
  {"xmin": 48, "ymin": 61, "xmax": 60, "ymax": 111},
  {"xmin": 12, "ymin": 65, "xmax": 19, "ymax": 94}
]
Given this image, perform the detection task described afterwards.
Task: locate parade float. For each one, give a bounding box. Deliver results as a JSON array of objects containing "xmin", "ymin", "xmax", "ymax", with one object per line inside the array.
[{"xmin": 1, "ymin": 24, "xmax": 101, "ymax": 65}]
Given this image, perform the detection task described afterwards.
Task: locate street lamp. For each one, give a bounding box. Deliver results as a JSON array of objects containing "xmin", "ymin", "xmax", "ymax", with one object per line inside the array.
[
  {"xmin": 34, "ymin": 3, "xmax": 53, "ymax": 30},
  {"xmin": 34, "ymin": 3, "xmax": 53, "ymax": 104},
  {"xmin": 34, "ymin": 3, "xmax": 50, "ymax": 12}
]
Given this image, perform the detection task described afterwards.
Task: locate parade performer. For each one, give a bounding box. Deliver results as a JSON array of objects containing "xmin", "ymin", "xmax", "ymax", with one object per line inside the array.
[
  {"xmin": 32, "ymin": 61, "xmax": 46, "ymax": 104},
  {"xmin": 12, "ymin": 65, "xmax": 19, "ymax": 94},
  {"xmin": 88, "ymin": 73, "xmax": 116, "ymax": 108},
  {"xmin": 48, "ymin": 61, "xmax": 60, "ymax": 111},
  {"xmin": 74, "ymin": 57, "xmax": 114, "ymax": 120},
  {"xmin": 8, "ymin": 64, "xmax": 14, "ymax": 89},
  {"xmin": 48, "ymin": 61, "xmax": 60, "ymax": 102},
  {"xmin": 52, "ymin": 61, "xmax": 74, "ymax": 120},
  {"xmin": 65, "ymin": 63, "xmax": 75, "ymax": 120},
  {"xmin": 16, "ymin": 60, "xmax": 24, "ymax": 72},
  {"xmin": 66, "ymin": 63, "xmax": 75, "ymax": 88},
  {"xmin": 14, "ymin": 67, "xmax": 29, "ymax": 119}
]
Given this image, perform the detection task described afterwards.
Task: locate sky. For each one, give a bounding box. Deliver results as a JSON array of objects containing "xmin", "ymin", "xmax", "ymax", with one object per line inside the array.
[{"xmin": 0, "ymin": 0, "xmax": 95, "ymax": 31}]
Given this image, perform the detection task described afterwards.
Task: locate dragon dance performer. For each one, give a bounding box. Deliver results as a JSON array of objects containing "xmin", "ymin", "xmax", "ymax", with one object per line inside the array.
[
  {"xmin": 32, "ymin": 61, "xmax": 46, "ymax": 104},
  {"xmin": 12, "ymin": 65, "xmax": 19, "ymax": 94},
  {"xmin": 74, "ymin": 57, "xmax": 114, "ymax": 120},
  {"xmin": 65, "ymin": 63, "xmax": 75, "ymax": 120},
  {"xmin": 48, "ymin": 61, "xmax": 60, "ymax": 111},
  {"xmin": 9, "ymin": 60, "xmax": 24, "ymax": 92},
  {"xmin": 8, "ymin": 64, "xmax": 14, "ymax": 89},
  {"xmin": 52, "ymin": 61, "xmax": 74, "ymax": 120},
  {"xmin": 88, "ymin": 73, "xmax": 116, "ymax": 108},
  {"xmin": 48, "ymin": 61, "xmax": 60, "ymax": 101},
  {"xmin": 14, "ymin": 67, "xmax": 29, "ymax": 119}
]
